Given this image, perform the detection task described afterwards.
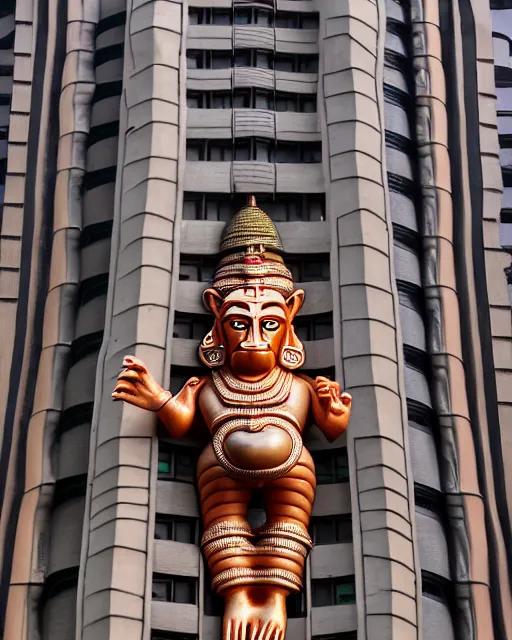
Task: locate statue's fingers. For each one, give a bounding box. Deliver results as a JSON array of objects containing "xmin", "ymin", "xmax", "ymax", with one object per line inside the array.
[
  {"xmin": 113, "ymin": 381, "xmax": 137, "ymax": 394},
  {"xmin": 122, "ymin": 355, "xmax": 147, "ymax": 372},
  {"xmin": 118, "ymin": 369, "xmax": 141, "ymax": 381},
  {"xmin": 341, "ymin": 392, "xmax": 352, "ymax": 405},
  {"xmin": 314, "ymin": 375, "xmax": 331, "ymax": 387},
  {"xmin": 112, "ymin": 390, "xmax": 135, "ymax": 402}
]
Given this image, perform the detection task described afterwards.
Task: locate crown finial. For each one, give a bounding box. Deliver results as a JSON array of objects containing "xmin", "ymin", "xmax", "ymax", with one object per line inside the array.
[{"xmin": 248, "ymin": 195, "xmax": 257, "ymax": 207}]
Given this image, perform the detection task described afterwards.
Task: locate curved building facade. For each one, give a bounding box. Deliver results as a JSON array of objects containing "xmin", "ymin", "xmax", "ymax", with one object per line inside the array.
[{"xmin": 0, "ymin": 1, "xmax": 511, "ymax": 640}]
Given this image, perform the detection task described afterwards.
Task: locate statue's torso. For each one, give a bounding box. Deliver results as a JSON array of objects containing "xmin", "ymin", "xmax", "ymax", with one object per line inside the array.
[{"xmin": 197, "ymin": 369, "xmax": 310, "ymax": 479}]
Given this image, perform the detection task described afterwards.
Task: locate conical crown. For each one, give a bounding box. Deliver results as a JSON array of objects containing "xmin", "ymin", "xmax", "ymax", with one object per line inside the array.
[
  {"xmin": 220, "ymin": 196, "xmax": 283, "ymax": 254},
  {"xmin": 213, "ymin": 197, "xmax": 293, "ymax": 298}
]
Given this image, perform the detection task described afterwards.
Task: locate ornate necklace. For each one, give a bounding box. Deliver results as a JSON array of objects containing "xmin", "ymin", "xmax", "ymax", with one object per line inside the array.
[{"xmin": 212, "ymin": 367, "xmax": 292, "ymax": 406}]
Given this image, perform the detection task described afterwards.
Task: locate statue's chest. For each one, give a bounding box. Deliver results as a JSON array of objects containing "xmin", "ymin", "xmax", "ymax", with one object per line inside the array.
[{"xmin": 198, "ymin": 377, "xmax": 307, "ymax": 430}]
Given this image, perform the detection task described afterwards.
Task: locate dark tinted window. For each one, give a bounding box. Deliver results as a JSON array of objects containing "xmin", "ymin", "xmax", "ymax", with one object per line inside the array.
[
  {"xmin": 155, "ymin": 517, "xmax": 197, "ymax": 544},
  {"xmin": 310, "ymin": 516, "xmax": 353, "ymax": 544},
  {"xmin": 152, "ymin": 576, "xmax": 197, "ymax": 604},
  {"xmin": 158, "ymin": 446, "xmax": 198, "ymax": 483},
  {"xmin": 312, "ymin": 449, "xmax": 349, "ymax": 484},
  {"xmin": 312, "ymin": 578, "xmax": 356, "ymax": 607}
]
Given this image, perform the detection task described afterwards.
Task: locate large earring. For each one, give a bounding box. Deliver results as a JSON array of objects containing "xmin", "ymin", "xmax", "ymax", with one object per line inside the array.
[
  {"xmin": 199, "ymin": 329, "xmax": 225, "ymax": 368},
  {"xmin": 279, "ymin": 327, "xmax": 305, "ymax": 370}
]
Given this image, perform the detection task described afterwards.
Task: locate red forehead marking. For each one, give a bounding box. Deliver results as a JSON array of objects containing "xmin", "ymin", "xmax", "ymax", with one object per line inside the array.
[{"xmin": 244, "ymin": 255, "xmax": 264, "ymax": 265}]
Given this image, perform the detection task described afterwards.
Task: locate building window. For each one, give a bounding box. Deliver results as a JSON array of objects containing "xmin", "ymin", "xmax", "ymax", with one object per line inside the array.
[
  {"xmin": 186, "ymin": 51, "xmax": 203, "ymax": 69},
  {"xmin": 312, "ymin": 577, "xmax": 356, "ymax": 607},
  {"xmin": 182, "ymin": 193, "xmax": 325, "ymax": 223},
  {"xmin": 187, "ymin": 51, "xmax": 232, "ymax": 70},
  {"xmin": 275, "ymin": 53, "xmax": 318, "ymax": 73},
  {"xmin": 186, "ymin": 141, "xmax": 204, "ymax": 161},
  {"xmin": 179, "ymin": 256, "xmax": 217, "ymax": 282},
  {"xmin": 310, "ymin": 516, "xmax": 353, "ymax": 545},
  {"xmin": 277, "ymin": 93, "xmax": 319, "ymax": 113},
  {"xmin": 236, "ymin": 138, "xmax": 274, "ymax": 162},
  {"xmin": 312, "ymin": 449, "xmax": 349, "ymax": 484},
  {"xmin": 287, "ymin": 589, "xmax": 307, "ymax": 618},
  {"xmin": 234, "ymin": 7, "xmax": 272, "ymax": 26},
  {"xmin": 208, "ymin": 140, "xmax": 233, "ymax": 161},
  {"xmin": 212, "ymin": 91, "xmax": 233, "ymax": 109},
  {"xmin": 187, "ymin": 50, "xmax": 318, "ymax": 72},
  {"xmin": 211, "ymin": 9, "xmax": 231, "ymax": 25},
  {"xmin": 275, "ymin": 11, "xmax": 319, "ymax": 29},
  {"xmin": 422, "ymin": 571, "xmax": 453, "ymax": 606},
  {"xmin": 187, "ymin": 140, "xmax": 321, "ymax": 164},
  {"xmin": 286, "ymin": 255, "xmax": 330, "ymax": 282},
  {"xmin": 173, "ymin": 312, "xmax": 212, "ymax": 340},
  {"xmin": 264, "ymin": 194, "xmax": 324, "ymax": 221},
  {"xmin": 155, "ymin": 516, "xmax": 198, "ymax": 544},
  {"xmin": 211, "ymin": 51, "xmax": 232, "ymax": 69},
  {"xmin": 152, "ymin": 575, "xmax": 198, "ymax": 604},
  {"xmin": 187, "ymin": 89, "xmax": 316, "ymax": 112},
  {"xmin": 186, "ymin": 91, "xmax": 202, "ymax": 108},
  {"xmin": 294, "ymin": 313, "xmax": 334, "ymax": 342},
  {"xmin": 158, "ymin": 446, "xmax": 198, "ymax": 483},
  {"xmin": 234, "ymin": 49, "xmax": 272, "ymax": 69},
  {"xmin": 189, "ymin": 8, "xmax": 232, "ymax": 25},
  {"xmin": 414, "ymin": 484, "xmax": 444, "ymax": 516},
  {"xmin": 275, "ymin": 141, "xmax": 322, "ymax": 163}
]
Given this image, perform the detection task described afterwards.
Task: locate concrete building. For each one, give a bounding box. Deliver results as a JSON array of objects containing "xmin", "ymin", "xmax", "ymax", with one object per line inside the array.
[{"xmin": 0, "ymin": 0, "xmax": 511, "ymax": 639}]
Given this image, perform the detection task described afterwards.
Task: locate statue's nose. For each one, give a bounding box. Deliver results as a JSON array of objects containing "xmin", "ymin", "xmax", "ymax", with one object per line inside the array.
[{"xmin": 240, "ymin": 322, "xmax": 269, "ymax": 350}]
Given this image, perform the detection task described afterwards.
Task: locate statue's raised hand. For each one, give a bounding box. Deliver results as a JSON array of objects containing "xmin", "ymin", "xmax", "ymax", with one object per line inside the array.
[
  {"xmin": 112, "ymin": 355, "xmax": 171, "ymax": 411},
  {"xmin": 314, "ymin": 376, "xmax": 352, "ymax": 417}
]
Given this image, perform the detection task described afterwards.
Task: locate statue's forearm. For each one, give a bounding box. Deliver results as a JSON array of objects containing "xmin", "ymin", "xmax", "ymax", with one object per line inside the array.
[
  {"xmin": 314, "ymin": 411, "xmax": 350, "ymax": 442},
  {"xmin": 156, "ymin": 378, "xmax": 205, "ymax": 439},
  {"xmin": 157, "ymin": 395, "xmax": 196, "ymax": 439}
]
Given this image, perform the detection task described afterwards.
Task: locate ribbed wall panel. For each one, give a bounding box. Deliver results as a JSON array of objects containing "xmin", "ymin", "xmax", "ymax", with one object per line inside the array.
[{"xmin": 383, "ymin": 2, "xmax": 454, "ymax": 637}]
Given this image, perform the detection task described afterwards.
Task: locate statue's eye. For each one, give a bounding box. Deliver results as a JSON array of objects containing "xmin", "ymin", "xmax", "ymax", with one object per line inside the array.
[
  {"xmin": 261, "ymin": 320, "xmax": 280, "ymax": 331},
  {"xmin": 230, "ymin": 320, "xmax": 248, "ymax": 331}
]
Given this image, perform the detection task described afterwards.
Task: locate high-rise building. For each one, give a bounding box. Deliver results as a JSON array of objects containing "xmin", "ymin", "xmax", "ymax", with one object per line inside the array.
[{"xmin": 0, "ymin": 0, "xmax": 511, "ymax": 639}]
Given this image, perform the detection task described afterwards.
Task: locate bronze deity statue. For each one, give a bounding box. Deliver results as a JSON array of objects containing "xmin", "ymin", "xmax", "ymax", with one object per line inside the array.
[{"xmin": 112, "ymin": 197, "xmax": 352, "ymax": 640}]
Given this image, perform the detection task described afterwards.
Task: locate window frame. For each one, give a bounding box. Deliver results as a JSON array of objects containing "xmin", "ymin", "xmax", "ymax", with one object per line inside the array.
[
  {"xmin": 294, "ymin": 312, "xmax": 334, "ymax": 342},
  {"xmin": 312, "ymin": 448, "xmax": 349, "ymax": 485},
  {"xmin": 173, "ymin": 312, "xmax": 212, "ymax": 341},
  {"xmin": 311, "ymin": 577, "xmax": 356, "ymax": 607},
  {"xmin": 157, "ymin": 446, "xmax": 198, "ymax": 483},
  {"xmin": 154, "ymin": 516, "xmax": 198, "ymax": 544},
  {"xmin": 152, "ymin": 575, "xmax": 198, "ymax": 605},
  {"xmin": 310, "ymin": 515, "xmax": 353, "ymax": 545}
]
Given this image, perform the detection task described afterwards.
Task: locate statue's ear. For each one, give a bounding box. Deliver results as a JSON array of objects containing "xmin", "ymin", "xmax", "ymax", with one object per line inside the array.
[
  {"xmin": 285, "ymin": 289, "xmax": 305, "ymax": 320},
  {"xmin": 199, "ymin": 325, "xmax": 225, "ymax": 368},
  {"xmin": 280, "ymin": 290, "xmax": 306, "ymax": 371},
  {"xmin": 203, "ymin": 288, "xmax": 223, "ymax": 318}
]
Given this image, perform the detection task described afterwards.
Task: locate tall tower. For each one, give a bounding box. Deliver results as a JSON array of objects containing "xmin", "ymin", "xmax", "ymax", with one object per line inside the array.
[{"xmin": 0, "ymin": 1, "xmax": 511, "ymax": 640}]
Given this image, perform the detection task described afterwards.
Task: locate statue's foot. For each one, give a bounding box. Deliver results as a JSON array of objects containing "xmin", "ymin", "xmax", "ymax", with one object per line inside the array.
[{"xmin": 223, "ymin": 585, "xmax": 287, "ymax": 640}]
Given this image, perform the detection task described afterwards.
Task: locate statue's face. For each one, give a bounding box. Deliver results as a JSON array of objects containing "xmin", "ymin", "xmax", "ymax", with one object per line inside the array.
[
  {"xmin": 202, "ymin": 284, "xmax": 305, "ymax": 378},
  {"xmin": 220, "ymin": 288, "xmax": 288, "ymax": 378}
]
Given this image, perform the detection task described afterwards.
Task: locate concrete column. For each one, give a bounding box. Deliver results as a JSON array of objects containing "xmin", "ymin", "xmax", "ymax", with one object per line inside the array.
[
  {"xmin": 75, "ymin": 2, "xmax": 185, "ymax": 639},
  {"xmin": 316, "ymin": 1, "xmax": 422, "ymax": 638}
]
